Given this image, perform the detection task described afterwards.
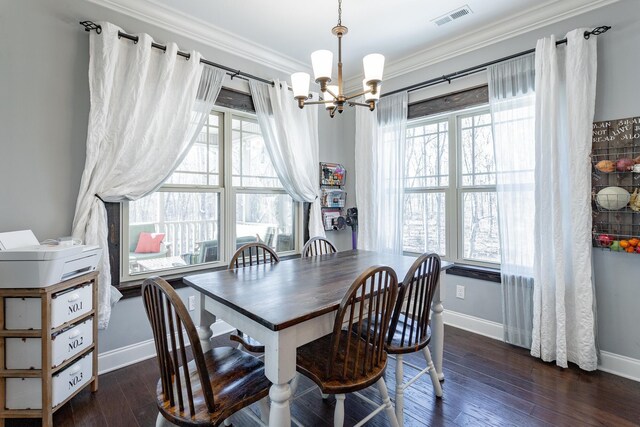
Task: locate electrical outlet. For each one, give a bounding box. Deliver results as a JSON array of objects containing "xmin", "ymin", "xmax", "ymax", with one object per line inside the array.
[
  {"xmin": 456, "ymin": 285, "xmax": 465, "ymax": 299},
  {"xmin": 188, "ymin": 295, "xmax": 196, "ymax": 311}
]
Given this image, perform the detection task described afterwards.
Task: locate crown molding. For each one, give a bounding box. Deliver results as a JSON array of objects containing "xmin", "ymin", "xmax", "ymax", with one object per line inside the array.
[
  {"xmin": 84, "ymin": 0, "xmax": 310, "ymax": 77},
  {"xmin": 345, "ymin": 0, "xmax": 620, "ymax": 92}
]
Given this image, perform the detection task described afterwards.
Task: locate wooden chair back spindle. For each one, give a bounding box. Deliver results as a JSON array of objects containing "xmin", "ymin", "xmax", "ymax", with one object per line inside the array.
[
  {"xmin": 389, "ymin": 253, "xmax": 441, "ymax": 350},
  {"xmin": 302, "ymin": 237, "xmax": 337, "ymax": 258},
  {"xmin": 229, "ymin": 242, "xmax": 279, "ymax": 269},
  {"xmin": 327, "ymin": 266, "xmax": 398, "ymax": 382},
  {"xmin": 142, "ymin": 277, "xmax": 215, "ymax": 416}
]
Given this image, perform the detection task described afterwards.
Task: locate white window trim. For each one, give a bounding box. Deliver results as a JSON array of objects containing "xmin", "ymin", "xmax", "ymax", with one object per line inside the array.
[
  {"xmin": 403, "ymin": 104, "xmax": 500, "ymax": 269},
  {"xmin": 119, "ymin": 106, "xmax": 303, "ymax": 284}
]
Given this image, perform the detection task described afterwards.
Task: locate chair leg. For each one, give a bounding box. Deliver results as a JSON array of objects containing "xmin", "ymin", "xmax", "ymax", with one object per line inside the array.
[
  {"xmin": 156, "ymin": 413, "xmax": 176, "ymax": 427},
  {"xmin": 377, "ymin": 378, "xmax": 399, "ymax": 427},
  {"xmin": 290, "ymin": 373, "xmax": 300, "ymax": 398},
  {"xmin": 258, "ymin": 396, "xmax": 270, "ymax": 423},
  {"xmin": 334, "ymin": 394, "xmax": 346, "ymax": 427},
  {"xmin": 423, "ymin": 346, "xmax": 443, "ymax": 397},
  {"xmin": 395, "ymin": 354, "xmax": 404, "ymax": 426}
]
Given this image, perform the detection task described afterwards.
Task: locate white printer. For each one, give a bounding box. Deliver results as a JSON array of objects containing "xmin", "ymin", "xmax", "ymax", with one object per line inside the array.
[{"xmin": 0, "ymin": 230, "xmax": 102, "ymax": 288}]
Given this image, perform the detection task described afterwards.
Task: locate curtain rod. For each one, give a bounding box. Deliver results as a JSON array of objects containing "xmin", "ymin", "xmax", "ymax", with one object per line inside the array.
[
  {"xmin": 79, "ymin": 21, "xmax": 275, "ymax": 86},
  {"xmin": 382, "ymin": 25, "xmax": 611, "ymax": 98},
  {"xmin": 80, "ymin": 21, "xmax": 610, "ymax": 99}
]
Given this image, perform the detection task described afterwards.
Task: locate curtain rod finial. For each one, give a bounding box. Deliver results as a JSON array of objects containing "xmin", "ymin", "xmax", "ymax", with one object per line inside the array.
[
  {"xmin": 584, "ymin": 25, "xmax": 611, "ymax": 40},
  {"xmin": 79, "ymin": 21, "xmax": 102, "ymax": 34}
]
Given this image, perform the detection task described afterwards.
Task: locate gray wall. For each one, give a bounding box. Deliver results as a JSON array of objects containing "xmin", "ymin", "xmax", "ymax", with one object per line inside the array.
[
  {"xmin": 376, "ymin": 0, "xmax": 640, "ymax": 360},
  {"xmin": 0, "ymin": 0, "xmax": 89, "ymax": 239}
]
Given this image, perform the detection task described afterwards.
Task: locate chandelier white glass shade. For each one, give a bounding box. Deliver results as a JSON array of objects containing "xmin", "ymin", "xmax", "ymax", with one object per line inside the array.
[
  {"xmin": 311, "ymin": 50, "xmax": 333, "ymax": 81},
  {"xmin": 291, "ymin": 0, "xmax": 385, "ymax": 118}
]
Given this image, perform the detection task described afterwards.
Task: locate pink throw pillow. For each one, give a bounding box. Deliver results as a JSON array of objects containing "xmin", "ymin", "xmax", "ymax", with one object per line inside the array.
[{"xmin": 134, "ymin": 232, "xmax": 165, "ymax": 253}]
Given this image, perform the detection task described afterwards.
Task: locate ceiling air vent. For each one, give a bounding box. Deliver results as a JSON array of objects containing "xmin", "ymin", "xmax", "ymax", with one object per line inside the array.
[
  {"xmin": 434, "ymin": 16, "xmax": 453, "ymax": 26},
  {"xmin": 433, "ymin": 5, "xmax": 473, "ymax": 27}
]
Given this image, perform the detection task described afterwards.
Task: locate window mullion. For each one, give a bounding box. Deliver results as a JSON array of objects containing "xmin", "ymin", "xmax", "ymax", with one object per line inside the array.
[
  {"xmin": 223, "ymin": 112, "xmax": 234, "ymax": 264},
  {"xmin": 447, "ymin": 114, "xmax": 458, "ymax": 263}
]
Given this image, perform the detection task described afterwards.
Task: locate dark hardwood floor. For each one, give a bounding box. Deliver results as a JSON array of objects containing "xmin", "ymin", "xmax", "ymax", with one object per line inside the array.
[{"xmin": 8, "ymin": 326, "xmax": 640, "ymax": 426}]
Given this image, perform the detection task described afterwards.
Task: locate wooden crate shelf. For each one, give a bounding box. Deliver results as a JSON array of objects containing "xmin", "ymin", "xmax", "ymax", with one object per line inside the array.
[{"xmin": 0, "ymin": 272, "xmax": 99, "ymax": 427}]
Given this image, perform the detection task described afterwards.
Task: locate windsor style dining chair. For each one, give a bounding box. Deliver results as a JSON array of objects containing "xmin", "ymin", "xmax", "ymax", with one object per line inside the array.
[
  {"xmin": 301, "ymin": 237, "xmax": 337, "ymax": 258},
  {"xmin": 295, "ymin": 266, "xmax": 400, "ymax": 427},
  {"xmin": 228, "ymin": 242, "xmax": 280, "ymax": 270},
  {"xmin": 384, "ymin": 253, "xmax": 444, "ymax": 425},
  {"xmin": 228, "ymin": 242, "xmax": 280, "ymax": 352},
  {"xmin": 141, "ymin": 277, "xmax": 271, "ymax": 426}
]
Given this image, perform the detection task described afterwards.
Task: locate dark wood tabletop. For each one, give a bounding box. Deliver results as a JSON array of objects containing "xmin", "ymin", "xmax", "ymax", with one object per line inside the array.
[{"xmin": 184, "ymin": 250, "xmax": 451, "ymax": 332}]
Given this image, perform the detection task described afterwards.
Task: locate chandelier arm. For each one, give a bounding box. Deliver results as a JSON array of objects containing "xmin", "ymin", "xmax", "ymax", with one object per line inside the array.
[
  {"xmin": 349, "ymin": 101, "xmax": 377, "ymax": 111},
  {"xmin": 304, "ymin": 100, "xmax": 336, "ymax": 105},
  {"xmin": 345, "ymin": 90, "xmax": 372, "ymax": 101},
  {"xmin": 325, "ymin": 87, "xmax": 339, "ymax": 99}
]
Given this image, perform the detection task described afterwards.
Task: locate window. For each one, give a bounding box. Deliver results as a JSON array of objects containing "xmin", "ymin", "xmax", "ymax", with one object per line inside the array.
[
  {"xmin": 403, "ymin": 106, "xmax": 500, "ymax": 266},
  {"xmin": 122, "ymin": 109, "xmax": 299, "ymax": 281},
  {"xmin": 231, "ymin": 116, "xmax": 296, "ymax": 253}
]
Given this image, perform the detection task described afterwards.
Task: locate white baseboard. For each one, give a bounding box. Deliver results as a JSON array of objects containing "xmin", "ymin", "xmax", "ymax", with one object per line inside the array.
[
  {"xmin": 97, "ymin": 320, "xmax": 235, "ymax": 375},
  {"xmin": 598, "ymin": 351, "xmax": 640, "ymax": 383},
  {"xmin": 98, "ymin": 336, "xmax": 157, "ymax": 375},
  {"xmin": 443, "ymin": 309, "xmax": 640, "ymax": 383},
  {"xmin": 443, "ymin": 309, "xmax": 504, "ymax": 341}
]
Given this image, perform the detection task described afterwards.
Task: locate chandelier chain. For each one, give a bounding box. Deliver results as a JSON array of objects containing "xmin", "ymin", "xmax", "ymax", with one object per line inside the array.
[{"xmin": 338, "ymin": 0, "xmax": 342, "ymax": 26}]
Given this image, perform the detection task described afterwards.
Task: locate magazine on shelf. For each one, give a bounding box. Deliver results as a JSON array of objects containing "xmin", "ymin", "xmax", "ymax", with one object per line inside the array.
[{"xmin": 321, "ymin": 188, "xmax": 346, "ymax": 208}]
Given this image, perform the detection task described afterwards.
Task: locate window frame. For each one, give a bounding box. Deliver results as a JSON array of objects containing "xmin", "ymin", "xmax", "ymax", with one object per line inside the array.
[
  {"xmin": 119, "ymin": 106, "xmax": 303, "ymax": 285},
  {"xmin": 226, "ymin": 109, "xmax": 302, "ymax": 262},
  {"xmin": 403, "ymin": 104, "xmax": 500, "ymax": 268}
]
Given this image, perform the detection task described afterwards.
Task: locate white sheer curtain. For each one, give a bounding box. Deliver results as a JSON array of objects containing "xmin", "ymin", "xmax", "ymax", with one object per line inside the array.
[
  {"xmin": 488, "ymin": 54, "xmax": 536, "ymax": 349},
  {"xmin": 355, "ymin": 92, "xmax": 407, "ymax": 254},
  {"xmin": 248, "ymin": 79, "xmax": 325, "ymax": 238},
  {"xmin": 532, "ymin": 29, "xmax": 598, "ymax": 370},
  {"xmin": 355, "ymin": 98, "xmax": 379, "ymax": 251},
  {"xmin": 72, "ymin": 22, "xmax": 225, "ymax": 328}
]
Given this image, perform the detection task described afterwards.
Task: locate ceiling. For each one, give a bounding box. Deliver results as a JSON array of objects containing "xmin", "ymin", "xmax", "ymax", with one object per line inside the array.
[{"xmin": 91, "ymin": 0, "xmax": 617, "ymax": 89}]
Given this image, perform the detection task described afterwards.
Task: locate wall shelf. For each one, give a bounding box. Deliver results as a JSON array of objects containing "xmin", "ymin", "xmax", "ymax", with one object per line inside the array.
[
  {"xmin": 320, "ymin": 162, "xmax": 348, "ymax": 231},
  {"xmin": 591, "ymin": 116, "xmax": 640, "ymax": 255}
]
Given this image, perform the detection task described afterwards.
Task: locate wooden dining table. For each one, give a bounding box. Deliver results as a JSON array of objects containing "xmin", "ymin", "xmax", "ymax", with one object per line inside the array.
[{"xmin": 184, "ymin": 249, "xmax": 452, "ymax": 427}]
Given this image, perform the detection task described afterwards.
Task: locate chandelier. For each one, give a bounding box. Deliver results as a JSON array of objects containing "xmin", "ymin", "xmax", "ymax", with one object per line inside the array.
[{"xmin": 290, "ymin": 0, "xmax": 385, "ymax": 118}]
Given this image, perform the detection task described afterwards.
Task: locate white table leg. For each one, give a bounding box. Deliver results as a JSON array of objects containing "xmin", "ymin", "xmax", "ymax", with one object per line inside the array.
[
  {"xmin": 197, "ymin": 294, "xmax": 216, "ymax": 353},
  {"xmin": 269, "ymin": 383, "xmax": 292, "ymax": 427},
  {"xmin": 264, "ymin": 329, "xmax": 296, "ymax": 427},
  {"xmin": 431, "ymin": 284, "xmax": 444, "ymax": 381},
  {"xmin": 395, "ymin": 354, "xmax": 404, "ymax": 426}
]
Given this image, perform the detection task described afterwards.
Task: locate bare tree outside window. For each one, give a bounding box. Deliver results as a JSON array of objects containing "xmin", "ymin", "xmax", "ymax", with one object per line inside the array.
[
  {"xmin": 403, "ymin": 108, "xmax": 500, "ymax": 266},
  {"xmin": 403, "ymin": 120, "xmax": 448, "ymax": 255}
]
